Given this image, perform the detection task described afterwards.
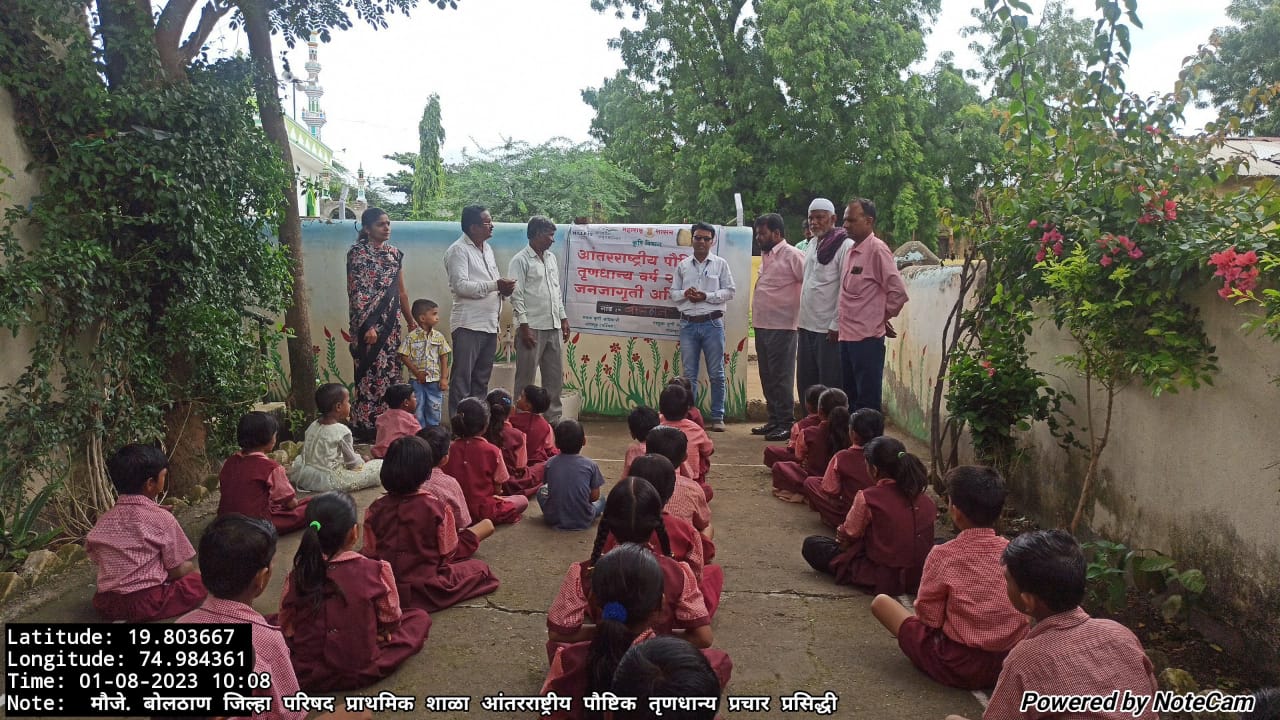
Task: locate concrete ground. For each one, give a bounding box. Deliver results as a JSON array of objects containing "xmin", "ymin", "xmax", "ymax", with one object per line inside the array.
[{"xmin": 3, "ymin": 414, "xmax": 981, "ymax": 720}]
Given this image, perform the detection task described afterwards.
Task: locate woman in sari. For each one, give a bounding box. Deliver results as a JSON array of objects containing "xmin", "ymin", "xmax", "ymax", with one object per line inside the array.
[{"xmin": 347, "ymin": 207, "xmax": 415, "ymax": 440}]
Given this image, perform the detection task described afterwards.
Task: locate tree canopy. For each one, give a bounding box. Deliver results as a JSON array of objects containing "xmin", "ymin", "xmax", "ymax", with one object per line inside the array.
[{"xmin": 1197, "ymin": 0, "xmax": 1280, "ymax": 135}]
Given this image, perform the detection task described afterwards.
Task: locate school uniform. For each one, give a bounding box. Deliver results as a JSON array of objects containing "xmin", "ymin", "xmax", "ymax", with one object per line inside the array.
[
  {"xmin": 621, "ymin": 439, "xmax": 646, "ymax": 480},
  {"xmin": 279, "ymin": 551, "xmax": 431, "ymax": 692},
  {"xmin": 668, "ymin": 474, "xmax": 712, "ymax": 534},
  {"xmin": 499, "ymin": 421, "xmax": 543, "ymax": 496},
  {"xmin": 425, "ymin": 467, "xmax": 472, "ymax": 529},
  {"xmin": 218, "ymin": 451, "xmax": 311, "ymax": 534},
  {"xmin": 771, "ymin": 422, "xmax": 834, "ymax": 496},
  {"xmin": 897, "ymin": 528, "xmax": 1028, "ymax": 690},
  {"xmin": 660, "ymin": 416, "xmax": 714, "ymax": 500},
  {"xmin": 86, "ymin": 495, "xmax": 207, "ymax": 621},
  {"xmin": 511, "ymin": 410, "xmax": 559, "ymax": 466},
  {"xmin": 363, "ymin": 489, "xmax": 498, "ymax": 611},
  {"xmin": 371, "ymin": 407, "xmax": 422, "ymax": 458},
  {"xmin": 179, "ymin": 597, "xmax": 305, "ymax": 720},
  {"xmin": 763, "ymin": 412, "xmax": 819, "ymax": 467},
  {"xmin": 546, "ymin": 552, "xmax": 710, "ymax": 653},
  {"xmin": 984, "ymin": 607, "xmax": 1158, "ymax": 720},
  {"xmin": 803, "ymin": 478, "xmax": 937, "ymax": 595},
  {"xmin": 688, "ymin": 406, "xmax": 706, "ymax": 428},
  {"xmin": 540, "ymin": 628, "xmax": 733, "ymax": 720},
  {"xmin": 801, "ymin": 445, "xmax": 872, "ymax": 529},
  {"xmin": 602, "ymin": 514, "xmax": 722, "ymax": 617},
  {"xmin": 442, "ymin": 436, "xmax": 529, "ymax": 525}
]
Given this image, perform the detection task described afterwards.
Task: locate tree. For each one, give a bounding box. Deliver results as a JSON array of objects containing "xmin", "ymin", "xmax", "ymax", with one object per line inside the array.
[
  {"xmin": 411, "ymin": 94, "xmax": 446, "ymax": 220},
  {"xmin": 440, "ymin": 138, "xmax": 648, "ymax": 223},
  {"xmin": 962, "ymin": 0, "xmax": 1093, "ymax": 103},
  {"xmin": 1197, "ymin": 0, "xmax": 1280, "ymax": 135},
  {"xmin": 916, "ymin": 56, "xmax": 1004, "ymax": 220},
  {"xmin": 383, "ymin": 152, "xmax": 419, "ymax": 197},
  {"xmin": 585, "ymin": 0, "xmax": 948, "ymax": 243}
]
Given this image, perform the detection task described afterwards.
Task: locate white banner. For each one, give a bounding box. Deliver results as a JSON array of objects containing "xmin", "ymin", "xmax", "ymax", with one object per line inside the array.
[{"xmin": 564, "ymin": 224, "xmax": 726, "ymax": 340}]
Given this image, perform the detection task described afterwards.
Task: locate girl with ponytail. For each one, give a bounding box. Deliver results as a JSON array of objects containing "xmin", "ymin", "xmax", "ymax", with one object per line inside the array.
[
  {"xmin": 483, "ymin": 388, "xmax": 529, "ymax": 483},
  {"xmin": 802, "ymin": 408, "xmax": 885, "ymax": 528},
  {"xmin": 771, "ymin": 388, "xmax": 849, "ymax": 501},
  {"xmin": 540, "ymin": 544, "xmax": 733, "ymax": 720},
  {"xmin": 441, "ymin": 397, "xmax": 529, "ymax": 525},
  {"xmin": 545, "ymin": 477, "xmax": 712, "ymax": 653},
  {"xmin": 801, "ymin": 436, "xmax": 937, "ymax": 595},
  {"xmin": 279, "ymin": 491, "xmax": 431, "ymax": 691}
]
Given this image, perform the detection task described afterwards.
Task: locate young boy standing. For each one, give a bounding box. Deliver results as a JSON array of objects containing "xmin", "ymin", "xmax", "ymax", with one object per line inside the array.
[
  {"xmin": 945, "ymin": 529, "xmax": 1159, "ymax": 720},
  {"xmin": 86, "ymin": 444, "xmax": 207, "ymax": 621},
  {"xmin": 399, "ymin": 299, "xmax": 451, "ymax": 428},
  {"xmin": 535, "ymin": 420, "xmax": 606, "ymax": 530},
  {"xmin": 870, "ymin": 466, "xmax": 1027, "ymax": 689}
]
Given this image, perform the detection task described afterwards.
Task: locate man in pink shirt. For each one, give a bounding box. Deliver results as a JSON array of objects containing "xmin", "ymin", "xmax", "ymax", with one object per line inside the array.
[
  {"xmin": 751, "ymin": 213, "xmax": 807, "ymax": 441},
  {"xmin": 828, "ymin": 198, "xmax": 907, "ymax": 412}
]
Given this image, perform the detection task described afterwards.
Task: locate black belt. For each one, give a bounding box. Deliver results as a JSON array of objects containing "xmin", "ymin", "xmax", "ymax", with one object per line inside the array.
[{"xmin": 682, "ymin": 311, "xmax": 723, "ymax": 323}]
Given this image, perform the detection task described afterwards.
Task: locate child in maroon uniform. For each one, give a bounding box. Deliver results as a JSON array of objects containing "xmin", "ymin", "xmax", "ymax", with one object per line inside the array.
[
  {"xmin": 802, "ymin": 408, "xmax": 883, "ymax": 528},
  {"xmin": 772, "ymin": 388, "xmax": 849, "ymax": 502},
  {"xmin": 442, "ymin": 397, "xmax": 529, "ymax": 525},
  {"xmin": 764, "ymin": 384, "xmax": 826, "ymax": 468},
  {"xmin": 279, "ymin": 491, "xmax": 431, "ymax": 692},
  {"xmin": 622, "ymin": 405, "xmax": 660, "ymax": 479},
  {"xmin": 511, "ymin": 385, "xmax": 559, "ymax": 466},
  {"xmin": 645, "ymin": 427, "xmax": 715, "ymax": 552},
  {"xmin": 871, "ymin": 466, "xmax": 1028, "ymax": 690},
  {"xmin": 486, "ymin": 388, "xmax": 532, "ymax": 494},
  {"xmin": 371, "ymin": 384, "xmax": 421, "ymax": 459},
  {"xmin": 613, "ymin": 636, "xmax": 729, "ymax": 720},
  {"xmin": 658, "ymin": 384, "xmax": 714, "ymax": 500},
  {"xmin": 364, "ymin": 436, "xmax": 498, "ymax": 612},
  {"xmin": 219, "ymin": 411, "xmax": 310, "ymax": 534},
  {"xmin": 546, "ymin": 477, "xmax": 712, "ymax": 652},
  {"xmin": 86, "ymin": 444, "xmax": 207, "ymax": 621},
  {"xmin": 802, "ymin": 437, "xmax": 937, "ymax": 595},
  {"xmin": 667, "ymin": 376, "xmax": 705, "ymax": 428},
  {"xmin": 541, "ymin": 544, "xmax": 732, "ymax": 720}
]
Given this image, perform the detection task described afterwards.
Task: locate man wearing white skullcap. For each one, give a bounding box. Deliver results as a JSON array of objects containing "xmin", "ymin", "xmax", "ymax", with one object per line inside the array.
[{"xmin": 795, "ymin": 198, "xmax": 852, "ymax": 400}]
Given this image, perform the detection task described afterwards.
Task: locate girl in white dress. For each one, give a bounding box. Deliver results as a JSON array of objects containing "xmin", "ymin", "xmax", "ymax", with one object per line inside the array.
[{"xmin": 289, "ymin": 383, "xmax": 383, "ymax": 492}]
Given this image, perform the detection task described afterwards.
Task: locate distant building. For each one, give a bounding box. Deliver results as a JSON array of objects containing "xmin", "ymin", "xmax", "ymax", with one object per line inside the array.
[{"xmin": 1210, "ymin": 136, "xmax": 1280, "ymax": 187}]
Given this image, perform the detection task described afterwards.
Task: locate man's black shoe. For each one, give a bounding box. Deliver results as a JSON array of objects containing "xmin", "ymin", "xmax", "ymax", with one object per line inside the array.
[
  {"xmin": 764, "ymin": 427, "xmax": 791, "ymax": 441},
  {"xmin": 751, "ymin": 423, "xmax": 777, "ymax": 435}
]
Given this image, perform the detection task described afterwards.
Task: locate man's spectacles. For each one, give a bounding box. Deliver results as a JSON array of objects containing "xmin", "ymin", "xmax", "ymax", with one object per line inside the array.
[{"xmin": 692, "ymin": 235, "xmax": 714, "ymax": 242}]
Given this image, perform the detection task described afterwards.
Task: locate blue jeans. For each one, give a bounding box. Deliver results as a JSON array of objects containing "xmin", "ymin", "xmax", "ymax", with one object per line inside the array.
[
  {"xmin": 839, "ymin": 337, "xmax": 886, "ymax": 412},
  {"xmin": 680, "ymin": 318, "xmax": 726, "ymax": 422},
  {"xmin": 412, "ymin": 380, "xmax": 444, "ymax": 427}
]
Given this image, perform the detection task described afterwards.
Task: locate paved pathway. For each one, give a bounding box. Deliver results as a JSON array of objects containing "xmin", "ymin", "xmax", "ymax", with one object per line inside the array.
[{"xmin": 4, "ymin": 420, "xmax": 984, "ymax": 720}]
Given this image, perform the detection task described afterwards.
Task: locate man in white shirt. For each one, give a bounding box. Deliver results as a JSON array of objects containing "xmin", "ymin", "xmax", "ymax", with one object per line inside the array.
[
  {"xmin": 797, "ymin": 198, "xmax": 852, "ymax": 401},
  {"xmin": 670, "ymin": 222, "xmax": 736, "ymax": 431},
  {"xmin": 444, "ymin": 205, "xmax": 516, "ymax": 417},
  {"xmin": 509, "ymin": 215, "xmax": 570, "ymax": 423}
]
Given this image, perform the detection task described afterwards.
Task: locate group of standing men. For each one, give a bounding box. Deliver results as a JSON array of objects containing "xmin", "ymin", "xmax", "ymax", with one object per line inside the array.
[
  {"xmin": 750, "ymin": 197, "xmax": 908, "ymax": 440},
  {"xmin": 439, "ymin": 197, "xmax": 905, "ymax": 437}
]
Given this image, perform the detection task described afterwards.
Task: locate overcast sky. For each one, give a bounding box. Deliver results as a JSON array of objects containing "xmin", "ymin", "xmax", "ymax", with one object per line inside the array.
[{"xmin": 206, "ymin": 0, "xmax": 1233, "ymax": 180}]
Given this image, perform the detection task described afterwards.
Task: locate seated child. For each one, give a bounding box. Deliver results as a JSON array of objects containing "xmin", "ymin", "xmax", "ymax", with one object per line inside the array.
[
  {"xmin": 646, "ymin": 426, "xmax": 714, "ymax": 547},
  {"xmin": 86, "ymin": 444, "xmax": 207, "ymax": 621},
  {"xmin": 658, "ymin": 384, "xmax": 714, "ymax": 500},
  {"xmin": 546, "ymin": 477, "xmax": 711, "ymax": 652},
  {"xmin": 289, "ymin": 383, "xmax": 382, "ymax": 492},
  {"xmin": 371, "ymin": 384, "xmax": 421, "ymax": 458},
  {"xmin": 613, "ymin": 636, "xmax": 731, "ymax": 720},
  {"xmin": 418, "ymin": 425, "xmax": 474, "ymax": 529},
  {"xmin": 541, "ymin": 544, "xmax": 732, "ymax": 720},
  {"xmin": 486, "ymin": 388, "xmax": 531, "ymax": 492},
  {"xmin": 442, "ymin": 397, "xmax": 529, "ymax": 525},
  {"xmin": 279, "ymin": 491, "xmax": 432, "ymax": 692},
  {"xmin": 944, "ymin": 530, "xmax": 1159, "ymax": 720},
  {"xmin": 399, "ymin": 298, "xmax": 451, "ymax": 428},
  {"xmin": 870, "ymin": 466, "xmax": 1028, "ymax": 690},
  {"xmin": 802, "ymin": 408, "xmax": 884, "ymax": 528},
  {"xmin": 536, "ymin": 420, "xmax": 607, "ymax": 531},
  {"xmin": 179, "ymin": 515, "xmax": 369, "ymax": 720},
  {"xmin": 219, "ymin": 411, "xmax": 310, "ymax": 534},
  {"xmin": 666, "ymin": 376, "xmax": 705, "ymax": 428},
  {"xmin": 802, "ymin": 437, "xmax": 937, "ymax": 595},
  {"xmin": 621, "ymin": 454, "xmax": 722, "ymax": 615},
  {"xmin": 364, "ymin": 436, "xmax": 499, "ymax": 612},
  {"xmin": 773, "ymin": 388, "xmax": 848, "ymax": 502},
  {"xmin": 510, "ymin": 385, "xmax": 559, "ymax": 466},
  {"xmin": 622, "ymin": 405, "xmax": 661, "ymax": 479},
  {"xmin": 764, "ymin": 384, "xmax": 826, "ymax": 468}
]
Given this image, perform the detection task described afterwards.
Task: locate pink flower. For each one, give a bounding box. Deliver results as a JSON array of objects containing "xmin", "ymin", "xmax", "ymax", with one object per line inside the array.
[
  {"xmin": 1164, "ymin": 200, "xmax": 1178, "ymax": 220},
  {"xmin": 1144, "ymin": 125, "xmax": 1160, "ymax": 135},
  {"xmin": 1052, "ymin": 241, "xmax": 1064, "ymax": 257},
  {"xmin": 1128, "ymin": 246, "xmax": 1143, "ymax": 259},
  {"xmin": 1100, "ymin": 256, "xmax": 1113, "ymax": 267},
  {"xmin": 1035, "ymin": 248, "xmax": 1047, "ymax": 263},
  {"xmin": 632, "ymin": 352, "xmax": 642, "ymax": 364},
  {"xmin": 581, "ymin": 355, "xmax": 590, "ymax": 365},
  {"xmin": 980, "ymin": 359, "xmax": 996, "ymax": 377},
  {"xmin": 1028, "ymin": 219, "xmax": 1039, "ymax": 229},
  {"xmin": 1238, "ymin": 250, "xmax": 1258, "ymax": 266},
  {"xmin": 610, "ymin": 342, "xmax": 621, "ymax": 354},
  {"xmin": 1137, "ymin": 185, "xmax": 1147, "ymax": 193},
  {"xmin": 604, "ymin": 365, "xmax": 612, "ymax": 376},
  {"xmin": 1218, "ymin": 286, "xmax": 1235, "ymax": 299}
]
